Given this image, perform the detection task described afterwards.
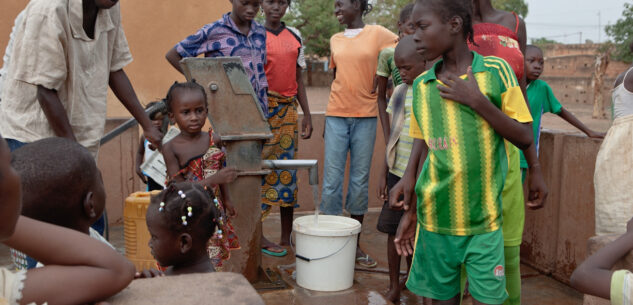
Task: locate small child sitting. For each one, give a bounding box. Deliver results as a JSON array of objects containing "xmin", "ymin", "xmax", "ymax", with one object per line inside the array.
[
  {"xmin": 571, "ymin": 217, "xmax": 633, "ymax": 304},
  {"xmin": 146, "ymin": 182, "xmax": 219, "ymax": 275},
  {"xmin": 10, "ymin": 137, "xmax": 113, "ymax": 269},
  {"xmin": 0, "ymin": 134, "xmax": 134, "ymax": 304}
]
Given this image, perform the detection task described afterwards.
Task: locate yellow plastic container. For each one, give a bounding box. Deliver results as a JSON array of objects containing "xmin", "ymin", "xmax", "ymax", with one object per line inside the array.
[{"xmin": 124, "ymin": 191, "xmax": 161, "ymax": 271}]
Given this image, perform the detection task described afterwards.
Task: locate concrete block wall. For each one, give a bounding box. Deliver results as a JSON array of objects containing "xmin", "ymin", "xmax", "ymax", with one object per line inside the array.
[{"xmin": 521, "ymin": 130, "xmax": 604, "ymax": 284}]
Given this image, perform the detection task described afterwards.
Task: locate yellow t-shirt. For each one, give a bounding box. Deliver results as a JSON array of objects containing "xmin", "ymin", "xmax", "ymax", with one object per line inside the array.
[{"xmin": 327, "ymin": 25, "xmax": 397, "ymax": 117}]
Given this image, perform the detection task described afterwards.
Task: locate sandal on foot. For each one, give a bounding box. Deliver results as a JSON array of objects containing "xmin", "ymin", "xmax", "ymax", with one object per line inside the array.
[
  {"xmin": 262, "ymin": 246, "xmax": 288, "ymax": 257},
  {"xmin": 356, "ymin": 254, "xmax": 377, "ymax": 268}
]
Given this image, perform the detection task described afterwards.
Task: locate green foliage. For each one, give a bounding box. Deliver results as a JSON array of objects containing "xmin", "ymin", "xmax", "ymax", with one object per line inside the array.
[
  {"xmin": 605, "ymin": 3, "xmax": 633, "ymax": 62},
  {"xmin": 530, "ymin": 37, "xmax": 558, "ymax": 48},
  {"xmin": 365, "ymin": 0, "xmax": 412, "ymax": 33},
  {"xmin": 491, "ymin": 0, "xmax": 528, "ymax": 18},
  {"xmin": 282, "ymin": 0, "xmax": 342, "ymax": 57}
]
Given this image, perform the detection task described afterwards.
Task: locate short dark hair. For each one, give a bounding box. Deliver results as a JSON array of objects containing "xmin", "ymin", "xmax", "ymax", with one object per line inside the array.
[
  {"xmin": 11, "ymin": 138, "xmax": 100, "ymax": 228},
  {"xmin": 149, "ymin": 182, "xmax": 218, "ymax": 241},
  {"xmin": 526, "ymin": 44, "xmax": 542, "ymax": 53},
  {"xmin": 164, "ymin": 80, "xmax": 208, "ymax": 112},
  {"xmin": 399, "ymin": 3, "xmax": 415, "ymax": 23},
  {"xmin": 416, "ymin": 0, "xmax": 475, "ymax": 45}
]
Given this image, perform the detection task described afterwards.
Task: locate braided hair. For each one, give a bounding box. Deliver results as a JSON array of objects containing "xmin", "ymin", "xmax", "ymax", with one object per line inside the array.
[
  {"xmin": 417, "ymin": 0, "xmax": 475, "ymax": 45},
  {"xmin": 150, "ymin": 182, "xmax": 218, "ymax": 241},
  {"xmin": 164, "ymin": 80, "xmax": 208, "ymax": 112}
]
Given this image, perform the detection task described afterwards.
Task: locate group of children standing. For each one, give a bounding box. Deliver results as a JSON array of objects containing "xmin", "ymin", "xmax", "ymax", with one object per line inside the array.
[{"xmin": 0, "ymin": 0, "xmax": 615, "ymax": 304}]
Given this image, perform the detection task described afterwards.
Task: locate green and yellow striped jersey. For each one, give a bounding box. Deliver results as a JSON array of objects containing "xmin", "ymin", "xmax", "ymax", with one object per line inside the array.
[{"xmin": 409, "ymin": 51, "xmax": 532, "ymax": 236}]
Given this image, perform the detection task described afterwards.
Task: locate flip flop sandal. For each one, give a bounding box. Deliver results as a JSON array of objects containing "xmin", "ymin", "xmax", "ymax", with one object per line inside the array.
[
  {"xmin": 262, "ymin": 247, "xmax": 288, "ymax": 257},
  {"xmin": 356, "ymin": 254, "xmax": 378, "ymax": 268}
]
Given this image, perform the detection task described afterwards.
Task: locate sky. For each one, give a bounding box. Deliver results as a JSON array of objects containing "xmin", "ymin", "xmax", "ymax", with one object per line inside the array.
[{"xmin": 524, "ymin": 0, "xmax": 628, "ymax": 44}]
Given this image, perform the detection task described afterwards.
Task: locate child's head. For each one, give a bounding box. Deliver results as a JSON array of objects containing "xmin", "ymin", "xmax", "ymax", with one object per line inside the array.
[
  {"xmin": 11, "ymin": 137, "xmax": 105, "ymax": 234},
  {"xmin": 334, "ymin": 0, "xmax": 372, "ymax": 27},
  {"xmin": 395, "ymin": 35, "xmax": 428, "ymax": 85},
  {"xmin": 146, "ymin": 100, "xmax": 168, "ymax": 131},
  {"xmin": 0, "ymin": 135, "xmax": 22, "ymax": 241},
  {"xmin": 165, "ymin": 81, "xmax": 208, "ymax": 134},
  {"xmin": 398, "ymin": 3, "xmax": 416, "ymax": 37},
  {"xmin": 411, "ymin": 0, "xmax": 474, "ymax": 60},
  {"xmin": 261, "ymin": 0, "xmax": 290, "ymax": 22},
  {"xmin": 146, "ymin": 182, "xmax": 218, "ymax": 268},
  {"xmin": 230, "ymin": 0, "xmax": 260, "ymax": 24},
  {"xmin": 525, "ymin": 45, "xmax": 544, "ymax": 82}
]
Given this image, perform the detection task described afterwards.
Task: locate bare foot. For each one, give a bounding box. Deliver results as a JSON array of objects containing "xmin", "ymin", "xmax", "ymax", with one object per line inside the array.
[
  {"xmin": 385, "ymin": 286, "xmax": 401, "ymax": 303},
  {"xmin": 399, "ymin": 275, "xmax": 408, "ymax": 291}
]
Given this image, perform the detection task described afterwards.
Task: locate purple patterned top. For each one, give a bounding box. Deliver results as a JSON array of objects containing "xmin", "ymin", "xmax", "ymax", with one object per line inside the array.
[{"xmin": 175, "ymin": 13, "xmax": 268, "ymax": 115}]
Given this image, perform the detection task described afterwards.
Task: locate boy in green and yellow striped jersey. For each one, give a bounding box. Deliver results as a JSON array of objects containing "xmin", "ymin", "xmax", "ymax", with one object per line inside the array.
[{"xmin": 389, "ymin": 0, "xmax": 534, "ymax": 304}]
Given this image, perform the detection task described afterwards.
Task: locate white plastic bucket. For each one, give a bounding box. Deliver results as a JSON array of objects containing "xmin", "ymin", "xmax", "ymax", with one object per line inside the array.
[{"xmin": 293, "ymin": 215, "xmax": 361, "ymax": 291}]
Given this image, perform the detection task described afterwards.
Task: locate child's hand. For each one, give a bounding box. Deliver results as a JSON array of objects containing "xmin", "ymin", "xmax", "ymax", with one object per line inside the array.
[
  {"xmin": 437, "ymin": 67, "xmax": 486, "ymax": 109},
  {"xmin": 134, "ymin": 268, "xmax": 164, "ymax": 279},
  {"xmin": 588, "ymin": 131, "xmax": 606, "ymax": 139},
  {"xmin": 377, "ymin": 165, "xmax": 388, "ymax": 201},
  {"xmin": 215, "ymin": 167, "xmax": 238, "ymax": 184},
  {"xmin": 224, "ymin": 200, "xmax": 237, "ymax": 218},
  {"xmin": 526, "ymin": 165, "xmax": 548, "ymax": 209},
  {"xmin": 394, "ymin": 210, "xmax": 418, "ymax": 256},
  {"xmin": 135, "ymin": 167, "xmax": 147, "ymax": 184},
  {"xmin": 389, "ymin": 174, "xmax": 416, "ymax": 211}
]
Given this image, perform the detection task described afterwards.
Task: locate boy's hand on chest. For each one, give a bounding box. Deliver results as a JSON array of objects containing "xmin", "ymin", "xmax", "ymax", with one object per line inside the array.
[{"xmin": 437, "ymin": 67, "xmax": 487, "ymax": 110}]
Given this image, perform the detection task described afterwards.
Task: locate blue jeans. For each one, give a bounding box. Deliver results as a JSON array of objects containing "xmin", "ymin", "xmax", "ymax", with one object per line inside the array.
[{"xmin": 320, "ymin": 116, "xmax": 376, "ymax": 216}]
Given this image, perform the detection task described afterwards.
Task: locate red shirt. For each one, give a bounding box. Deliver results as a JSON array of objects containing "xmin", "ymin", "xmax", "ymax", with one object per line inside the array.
[
  {"xmin": 265, "ymin": 25, "xmax": 302, "ymax": 97},
  {"xmin": 469, "ymin": 13, "xmax": 524, "ymax": 81}
]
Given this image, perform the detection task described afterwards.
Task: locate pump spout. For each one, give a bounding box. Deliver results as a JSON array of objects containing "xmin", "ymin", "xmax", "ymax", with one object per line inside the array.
[{"xmin": 261, "ymin": 160, "xmax": 319, "ymax": 185}]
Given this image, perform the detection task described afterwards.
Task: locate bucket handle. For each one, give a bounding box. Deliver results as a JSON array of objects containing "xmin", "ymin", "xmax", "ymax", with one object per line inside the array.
[{"xmin": 291, "ymin": 231, "xmax": 354, "ymax": 262}]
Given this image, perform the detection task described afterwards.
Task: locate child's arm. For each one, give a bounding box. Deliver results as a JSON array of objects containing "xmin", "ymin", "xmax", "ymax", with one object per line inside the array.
[
  {"xmin": 438, "ymin": 68, "xmax": 532, "ymax": 150},
  {"xmin": 389, "ymin": 139, "xmax": 427, "ymax": 211},
  {"xmin": 558, "ymin": 108, "xmax": 606, "ymax": 138},
  {"xmin": 162, "ymin": 141, "xmax": 184, "ymax": 183},
  {"xmin": 36, "ymin": 86, "xmax": 77, "ymax": 141},
  {"xmin": 165, "ymin": 48, "xmax": 184, "ymax": 74},
  {"xmin": 4, "ymin": 217, "xmax": 135, "ymax": 305},
  {"xmin": 135, "ymin": 135, "xmax": 147, "ymax": 183},
  {"xmin": 392, "ymin": 139, "xmax": 429, "ymax": 256},
  {"xmin": 109, "ymin": 70, "xmax": 163, "ymax": 150},
  {"xmin": 199, "ymin": 168, "xmax": 238, "ymax": 188},
  {"xmin": 570, "ymin": 218, "xmax": 633, "ymax": 299},
  {"xmin": 376, "ymin": 76, "xmax": 391, "ymax": 142},
  {"xmin": 219, "ymin": 184, "xmax": 236, "ymax": 218},
  {"xmin": 296, "ymin": 65, "xmax": 313, "ymax": 139}
]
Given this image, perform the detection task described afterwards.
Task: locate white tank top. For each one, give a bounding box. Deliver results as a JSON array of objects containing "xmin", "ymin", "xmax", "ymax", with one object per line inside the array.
[{"xmin": 613, "ymin": 67, "xmax": 633, "ymax": 120}]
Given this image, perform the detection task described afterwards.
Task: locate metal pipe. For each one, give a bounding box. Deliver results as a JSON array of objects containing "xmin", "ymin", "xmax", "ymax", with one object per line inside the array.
[
  {"xmin": 261, "ymin": 160, "xmax": 318, "ymax": 185},
  {"xmin": 99, "ymin": 101, "xmax": 168, "ymax": 145}
]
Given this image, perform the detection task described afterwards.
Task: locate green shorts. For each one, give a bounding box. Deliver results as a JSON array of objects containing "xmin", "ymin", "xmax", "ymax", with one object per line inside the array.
[
  {"xmin": 406, "ymin": 227, "xmax": 508, "ymax": 304},
  {"xmin": 502, "ymin": 146, "xmax": 525, "ymax": 247}
]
